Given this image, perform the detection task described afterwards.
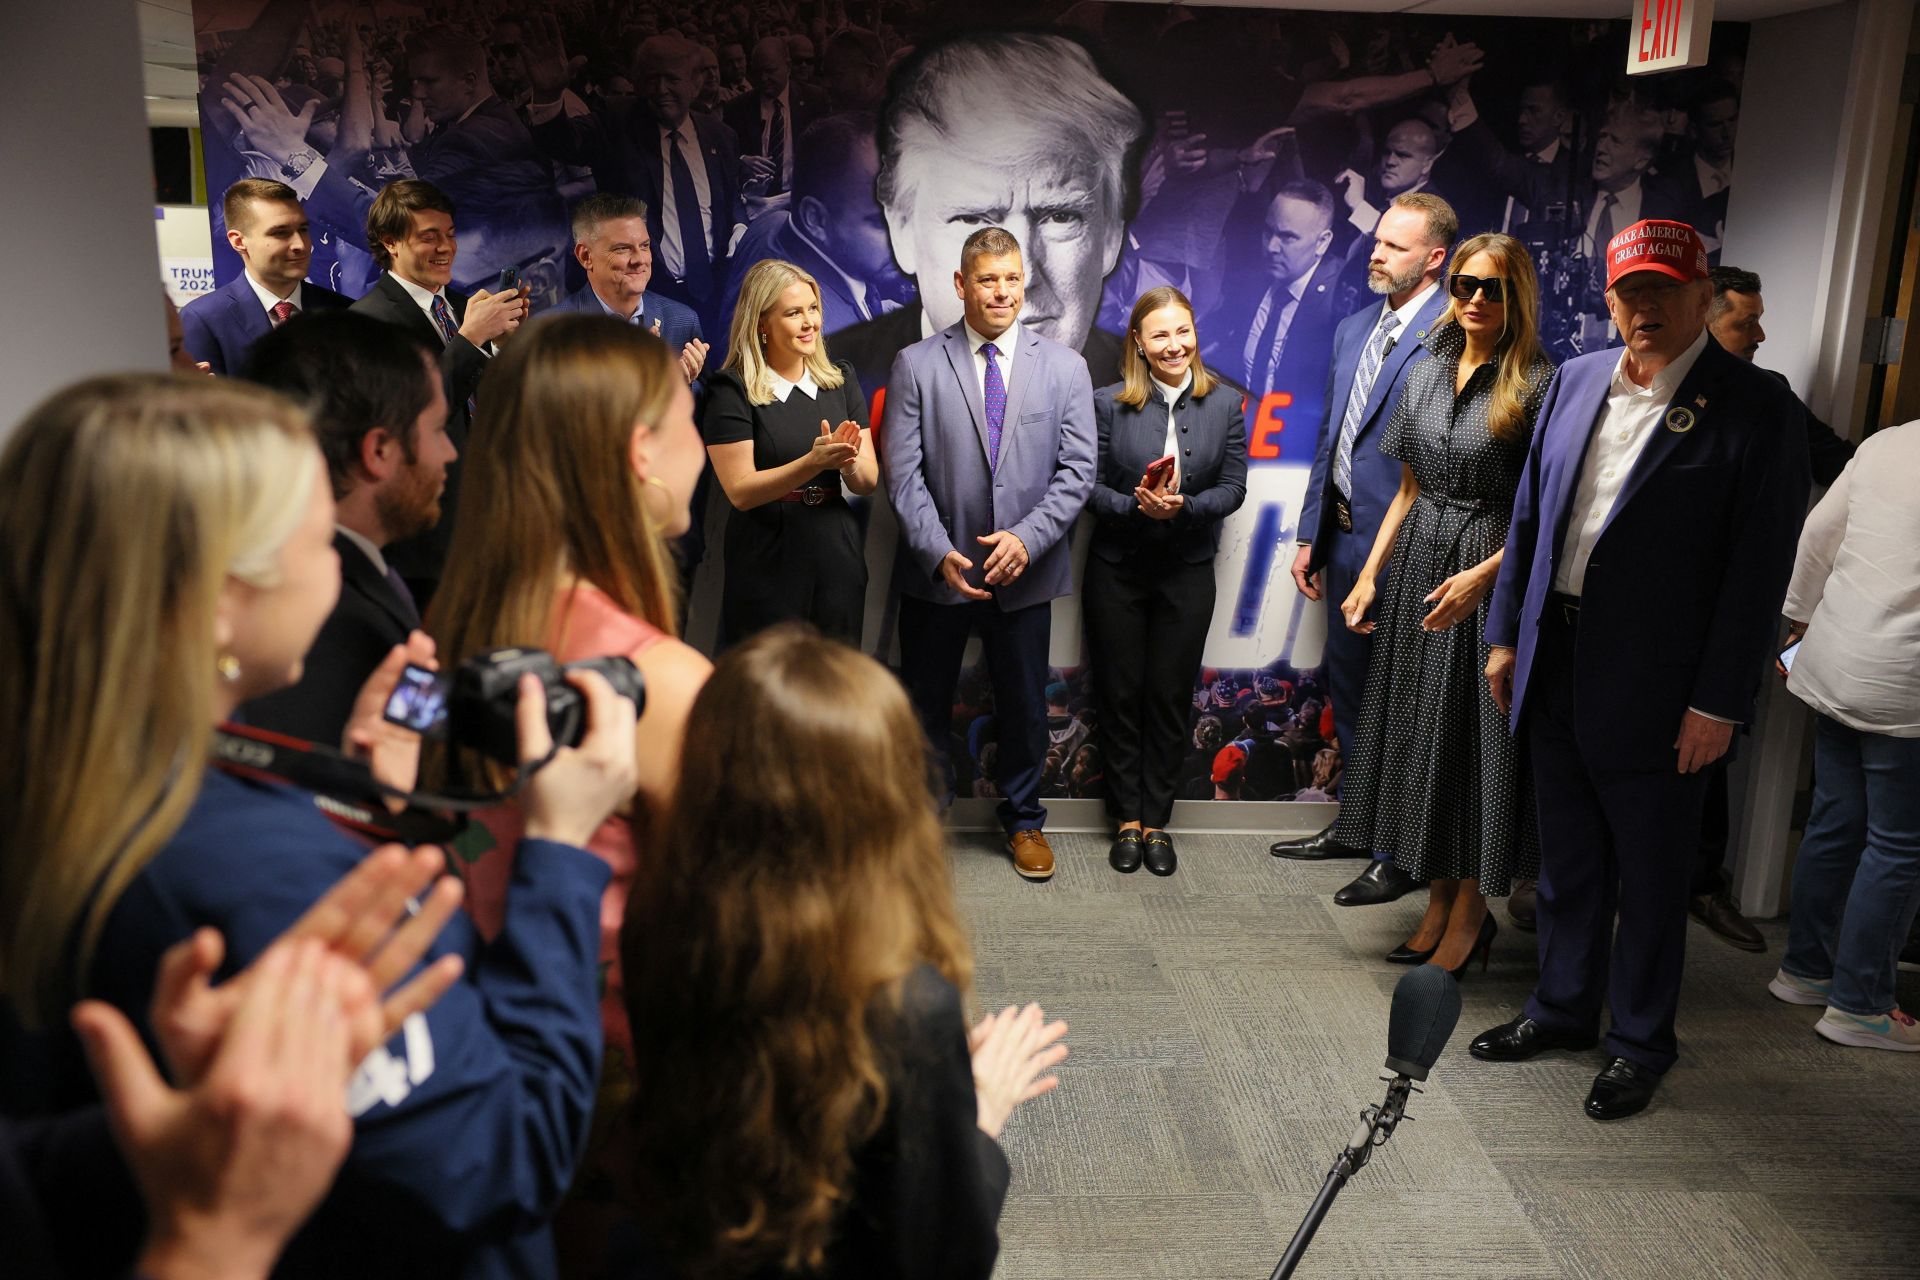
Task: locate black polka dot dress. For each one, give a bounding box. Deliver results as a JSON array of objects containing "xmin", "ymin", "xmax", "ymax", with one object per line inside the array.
[{"xmin": 1330, "ymin": 322, "xmax": 1552, "ymax": 896}]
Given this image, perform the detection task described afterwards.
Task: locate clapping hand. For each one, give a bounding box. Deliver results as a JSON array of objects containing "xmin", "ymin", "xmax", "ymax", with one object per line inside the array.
[
  {"xmin": 679, "ymin": 337, "xmax": 710, "ymax": 384},
  {"xmin": 970, "ymin": 1002, "xmax": 1069, "ymax": 1140},
  {"xmin": 822, "ymin": 418, "xmax": 862, "ymax": 472},
  {"xmin": 806, "ymin": 421, "xmax": 860, "ymax": 472}
]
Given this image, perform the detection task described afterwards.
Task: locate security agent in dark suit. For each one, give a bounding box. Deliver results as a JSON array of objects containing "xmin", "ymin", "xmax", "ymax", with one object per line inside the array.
[
  {"xmin": 1472, "ymin": 222, "xmax": 1809, "ymax": 1121},
  {"xmin": 1271, "ymin": 192, "xmax": 1457, "ymax": 899},
  {"xmin": 721, "ymin": 36, "xmax": 826, "ymax": 198},
  {"xmin": 239, "ymin": 312, "xmax": 453, "ymax": 746},
  {"xmin": 830, "ymin": 31, "xmax": 1146, "ymax": 406},
  {"xmin": 521, "ymin": 26, "xmax": 757, "ymax": 336},
  {"xmin": 1208, "ymin": 180, "xmax": 1345, "ymax": 405},
  {"xmin": 180, "ymin": 179, "xmax": 351, "ymax": 375},
  {"xmin": 1677, "ymin": 264, "xmax": 1859, "ymax": 951},
  {"xmin": 1435, "ymin": 76, "xmax": 1580, "ymax": 233},
  {"xmin": 349, "ymin": 179, "xmax": 526, "ymax": 604},
  {"xmin": 1086, "ymin": 288, "xmax": 1246, "ymax": 876}
]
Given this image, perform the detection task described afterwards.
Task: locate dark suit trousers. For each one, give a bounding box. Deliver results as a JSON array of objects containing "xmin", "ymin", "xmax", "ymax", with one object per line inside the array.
[
  {"xmin": 897, "ymin": 595, "xmax": 1050, "ymax": 833},
  {"xmin": 1084, "ymin": 551, "xmax": 1215, "ymax": 828},
  {"xmin": 1523, "ymin": 606, "xmax": 1708, "ymax": 1074},
  {"xmin": 1320, "ymin": 522, "xmax": 1382, "ymax": 854},
  {"xmin": 1691, "ymin": 759, "xmax": 1732, "ymax": 897}
]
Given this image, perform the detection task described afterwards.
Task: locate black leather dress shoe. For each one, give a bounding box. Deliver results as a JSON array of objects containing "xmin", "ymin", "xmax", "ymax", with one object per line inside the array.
[
  {"xmin": 1109, "ymin": 830, "xmax": 1144, "ymax": 874},
  {"xmin": 1584, "ymin": 1057, "xmax": 1660, "ymax": 1121},
  {"xmin": 1689, "ymin": 890, "xmax": 1765, "ymax": 952},
  {"xmin": 1468, "ymin": 1015, "xmax": 1599, "ymax": 1062},
  {"xmin": 1143, "ymin": 830, "xmax": 1177, "ymax": 876},
  {"xmin": 1269, "ymin": 824, "xmax": 1369, "ymax": 860},
  {"xmin": 1332, "ymin": 860, "xmax": 1423, "ymax": 906}
]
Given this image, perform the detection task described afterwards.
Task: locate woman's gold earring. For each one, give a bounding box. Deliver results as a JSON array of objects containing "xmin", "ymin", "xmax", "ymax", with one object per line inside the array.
[
  {"xmin": 216, "ymin": 653, "xmax": 242, "ymax": 683},
  {"xmin": 641, "ymin": 474, "xmax": 675, "ymax": 529}
]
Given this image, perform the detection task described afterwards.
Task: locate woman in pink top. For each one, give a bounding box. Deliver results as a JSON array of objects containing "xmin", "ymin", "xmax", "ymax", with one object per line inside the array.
[{"xmin": 425, "ymin": 314, "xmax": 712, "ymax": 1253}]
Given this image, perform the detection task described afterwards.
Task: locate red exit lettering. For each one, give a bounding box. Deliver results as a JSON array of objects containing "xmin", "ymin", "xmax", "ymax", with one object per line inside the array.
[{"xmin": 1248, "ymin": 391, "xmax": 1292, "ymax": 459}]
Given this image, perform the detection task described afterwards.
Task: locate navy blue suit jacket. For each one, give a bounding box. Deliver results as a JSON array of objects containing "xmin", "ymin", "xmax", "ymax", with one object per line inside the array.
[
  {"xmin": 1300, "ymin": 284, "xmax": 1452, "ymax": 567},
  {"xmin": 549, "ymin": 285, "xmax": 703, "ymax": 351},
  {"xmin": 179, "ymin": 273, "xmax": 351, "ymax": 375},
  {"xmin": 1088, "ymin": 380, "xmax": 1248, "ymax": 565},
  {"xmin": 1486, "ymin": 336, "xmax": 1810, "ymax": 766}
]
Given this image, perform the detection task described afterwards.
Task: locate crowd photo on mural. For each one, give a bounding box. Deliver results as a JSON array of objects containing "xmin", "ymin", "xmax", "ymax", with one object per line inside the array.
[{"xmin": 194, "ymin": 0, "xmax": 1748, "ymax": 804}]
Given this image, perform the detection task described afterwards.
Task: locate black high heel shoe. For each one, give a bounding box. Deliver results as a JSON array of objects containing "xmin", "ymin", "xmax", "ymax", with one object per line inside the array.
[
  {"xmin": 1385, "ymin": 939, "xmax": 1438, "ymax": 964},
  {"xmin": 1445, "ymin": 914, "xmax": 1498, "ymax": 980}
]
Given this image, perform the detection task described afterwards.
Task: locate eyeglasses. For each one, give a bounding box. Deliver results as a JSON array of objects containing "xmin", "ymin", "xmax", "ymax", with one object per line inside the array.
[{"xmin": 1447, "ymin": 273, "xmax": 1507, "ymax": 304}]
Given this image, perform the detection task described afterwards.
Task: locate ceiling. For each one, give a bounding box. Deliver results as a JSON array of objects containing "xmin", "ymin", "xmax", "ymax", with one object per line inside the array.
[{"xmin": 139, "ymin": 0, "xmax": 1844, "ymax": 129}]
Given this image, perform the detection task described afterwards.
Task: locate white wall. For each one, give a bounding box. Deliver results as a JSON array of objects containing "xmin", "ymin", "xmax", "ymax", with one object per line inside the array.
[
  {"xmin": 0, "ymin": 0, "xmax": 165, "ymax": 437},
  {"xmin": 1716, "ymin": 0, "xmax": 1910, "ymax": 912}
]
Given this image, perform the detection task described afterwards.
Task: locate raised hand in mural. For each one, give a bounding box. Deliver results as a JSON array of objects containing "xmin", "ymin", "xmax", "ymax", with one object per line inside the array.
[
  {"xmin": 521, "ymin": 13, "xmax": 573, "ymax": 104},
  {"xmin": 1426, "ymin": 34, "xmax": 1484, "ymax": 88},
  {"xmin": 220, "ymin": 74, "xmax": 317, "ymax": 169}
]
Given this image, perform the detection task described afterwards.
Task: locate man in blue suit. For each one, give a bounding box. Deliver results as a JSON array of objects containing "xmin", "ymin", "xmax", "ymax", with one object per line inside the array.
[
  {"xmin": 1269, "ymin": 192, "xmax": 1457, "ymax": 908},
  {"xmin": 551, "ymin": 193, "xmax": 708, "ymax": 382},
  {"xmin": 882, "ymin": 226, "xmax": 1096, "ymax": 881},
  {"xmin": 180, "ymin": 179, "xmax": 350, "ymax": 375},
  {"xmin": 1469, "ymin": 221, "xmax": 1809, "ymax": 1121}
]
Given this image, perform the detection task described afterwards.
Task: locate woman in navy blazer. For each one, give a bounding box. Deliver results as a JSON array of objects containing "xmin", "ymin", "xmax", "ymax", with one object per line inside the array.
[{"xmin": 1085, "ymin": 287, "xmax": 1247, "ymax": 875}]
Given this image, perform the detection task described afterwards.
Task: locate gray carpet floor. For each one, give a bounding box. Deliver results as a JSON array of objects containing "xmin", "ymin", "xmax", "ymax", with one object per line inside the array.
[{"xmin": 951, "ymin": 830, "xmax": 1920, "ymax": 1280}]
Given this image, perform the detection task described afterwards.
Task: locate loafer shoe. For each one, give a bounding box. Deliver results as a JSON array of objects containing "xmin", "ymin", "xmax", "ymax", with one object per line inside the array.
[
  {"xmin": 1689, "ymin": 890, "xmax": 1765, "ymax": 952},
  {"xmin": 1269, "ymin": 824, "xmax": 1369, "ymax": 860},
  {"xmin": 1469, "ymin": 1015, "xmax": 1599, "ymax": 1062},
  {"xmin": 1767, "ymin": 969, "xmax": 1831, "ymax": 1006},
  {"xmin": 1584, "ymin": 1057, "xmax": 1659, "ymax": 1121},
  {"xmin": 1332, "ymin": 860, "xmax": 1423, "ymax": 906},
  {"xmin": 1506, "ymin": 880, "xmax": 1538, "ymax": 931},
  {"xmin": 1108, "ymin": 830, "xmax": 1143, "ymax": 874},
  {"xmin": 1008, "ymin": 829, "xmax": 1055, "ymax": 881},
  {"xmin": 1814, "ymin": 1006, "xmax": 1920, "ymax": 1052},
  {"xmin": 1143, "ymin": 830, "xmax": 1177, "ymax": 876}
]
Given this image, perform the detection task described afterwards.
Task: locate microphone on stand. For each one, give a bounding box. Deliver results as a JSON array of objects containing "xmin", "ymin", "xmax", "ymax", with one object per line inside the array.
[{"xmin": 1268, "ymin": 966, "xmax": 1462, "ymax": 1280}]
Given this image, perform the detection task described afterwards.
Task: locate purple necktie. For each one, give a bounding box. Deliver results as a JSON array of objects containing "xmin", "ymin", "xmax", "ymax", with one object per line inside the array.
[
  {"xmin": 384, "ymin": 563, "xmax": 421, "ymax": 628},
  {"xmin": 982, "ymin": 341, "xmax": 1006, "ymax": 470}
]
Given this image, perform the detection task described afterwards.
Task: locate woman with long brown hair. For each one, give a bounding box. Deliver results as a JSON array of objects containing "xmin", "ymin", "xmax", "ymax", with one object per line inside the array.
[
  {"xmin": 426, "ymin": 315, "xmax": 713, "ymax": 1212},
  {"xmin": 1333, "ymin": 232, "xmax": 1555, "ymax": 977},
  {"xmin": 1084, "ymin": 285, "xmax": 1246, "ymax": 876},
  {"xmin": 622, "ymin": 625, "xmax": 1068, "ymax": 1279}
]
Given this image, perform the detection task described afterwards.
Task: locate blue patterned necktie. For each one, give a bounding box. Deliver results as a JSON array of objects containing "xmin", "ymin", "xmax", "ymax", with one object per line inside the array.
[
  {"xmin": 429, "ymin": 294, "xmax": 458, "ymax": 346},
  {"xmin": 1332, "ymin": 310, "xmax": 1402, "ymax": 500},
  {"xmin": 981, "ymin": 341, "xmax": 1006, "ymax": 470}
]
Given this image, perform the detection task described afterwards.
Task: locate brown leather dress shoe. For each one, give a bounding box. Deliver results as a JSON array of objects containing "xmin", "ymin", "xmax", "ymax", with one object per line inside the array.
[
  {"xmin": 1507, "ymin": 880, "xmax": 1538, "ymax": 932},
  {"xmin": 1689, "ymin": 890, "xmax": 1766, "ymax": 952},
  {"xmin": 1008, "ymin": 829, "xmax": 1055, "ymax": 881}
]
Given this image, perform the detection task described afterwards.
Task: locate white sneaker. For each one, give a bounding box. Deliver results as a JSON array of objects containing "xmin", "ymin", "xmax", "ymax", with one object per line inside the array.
[
  {"xmin": 1814, "ymin": 1006, "xmax": 1920, "ymax": 1052},
  {"xmin": 1767, "ymin": 969, "xmax": 1831, "ymax": 1006}
]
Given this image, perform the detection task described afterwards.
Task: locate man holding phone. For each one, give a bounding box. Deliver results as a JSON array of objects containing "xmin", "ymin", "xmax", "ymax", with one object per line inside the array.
[{"xmin": 351, "ymin": 179, "xmax": 527, "ymax": 605}]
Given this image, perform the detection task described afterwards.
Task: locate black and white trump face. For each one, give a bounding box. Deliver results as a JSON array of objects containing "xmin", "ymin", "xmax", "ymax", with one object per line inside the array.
[{"xmin": 885, "ymin": 141, "xmax": 1123, "ymax": 350}]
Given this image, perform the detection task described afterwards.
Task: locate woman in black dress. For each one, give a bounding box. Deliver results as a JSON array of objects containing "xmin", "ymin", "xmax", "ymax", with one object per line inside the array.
[
  {"xmin": 1085, "ymin": 286, "xmax": 1247, "ymax": 876},
  {"xmin": 1333, "ymin": 233, "xmax": 1555, "ymax": 978},
  {"xmin": 703, "ymin": 259, "xmax": 878, "ymax": 647},
  {"xmin": 620, "ymin": 626, "xmax": 1068, "ymax": 1279}
]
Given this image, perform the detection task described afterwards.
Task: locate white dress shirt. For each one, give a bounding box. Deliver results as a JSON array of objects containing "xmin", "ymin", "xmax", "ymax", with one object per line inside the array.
[
  {"xmin": 1693, "ymin": 152, "xmax": 1731, "ymax": 200},
  {"xmin": 1155, "ymin": 368, "xmax": 1192, "ymax": 485},
  {"xmin": 592, "ymin": 287, "xmax": 647, "ymax": 326},
  {"xmin": 391, "ymin": 273, "xmax": 458, "ymax": 343},
  {"xmin": 1241, "ymin": 257, "xmax": 1322, "ymax": 387},
  {"xmin": 657, "ymin": 121, "xmax": 714, "ymax": 279},
  {"xmin": 765, "ymin": 366, "xmax": 820, "ymax": 402},
  {"xmin": 1583, "ymin": 178, "xmax": 1644, "ymax": 257},
  {"xmin": 1553, "ymin": 327, "xmax": 1710, "ymax": 598},
  {"xmin": 753, "ymin": 89, "xmax": 796, "ymax": 183},
  {"xmin": 1784, "ymin": 423, "xmax": 1920, "ymax": 737},
  {"xmin": 964, "ymin": 320, "xmax": 1019, "ymax": 404},
  {"xmin": 245, "ymin": 273, "xmax": 304, "ymax": 318},
  {"xmin": 336, "ymin": 524, "xmax": 391, "ymax": 580}
]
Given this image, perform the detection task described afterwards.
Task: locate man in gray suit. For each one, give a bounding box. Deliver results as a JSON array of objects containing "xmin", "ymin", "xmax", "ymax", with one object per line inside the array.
[{"xmin": 883, "ymin": 227, "xmax": 1096, "ymax": 881}]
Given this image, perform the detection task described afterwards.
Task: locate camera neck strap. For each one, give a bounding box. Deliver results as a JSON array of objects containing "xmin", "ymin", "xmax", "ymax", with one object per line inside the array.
[{"xmin": 209, "ymin": 723, "xmax": 556, "ymax": 846}]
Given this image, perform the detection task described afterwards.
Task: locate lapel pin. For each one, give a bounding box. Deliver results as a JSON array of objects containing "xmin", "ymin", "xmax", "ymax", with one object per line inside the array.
[
  {"xmin": 1694, "ymin": 394, "xmax": 1708, "ymax": 408},
  {"xmin": 1665, "ymin": 406, "xmax": 1696, "ymax": 434}
]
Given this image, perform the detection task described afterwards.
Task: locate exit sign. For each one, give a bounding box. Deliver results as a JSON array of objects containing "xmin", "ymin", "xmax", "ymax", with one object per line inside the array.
[{"xmin": 1628, "ymin": 0, "xmax": 1713, "ymax": 75}]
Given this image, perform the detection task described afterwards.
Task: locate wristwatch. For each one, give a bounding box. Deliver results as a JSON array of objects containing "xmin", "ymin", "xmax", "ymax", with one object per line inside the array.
[{"xmin": 280, "ymin": 148, "xmax": 321, "ymax": 179}]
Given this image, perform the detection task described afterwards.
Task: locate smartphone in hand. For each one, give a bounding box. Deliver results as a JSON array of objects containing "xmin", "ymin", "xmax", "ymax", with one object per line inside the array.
[{"xmin": 1143, "ymin": 454, "xmax": 1177, "ymax": 490}]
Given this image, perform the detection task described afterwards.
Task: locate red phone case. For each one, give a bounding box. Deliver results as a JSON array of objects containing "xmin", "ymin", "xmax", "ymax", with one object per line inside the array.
[{"xmin": 1144, "ymin": 454, "xmax": 1176, "ymax": 488}]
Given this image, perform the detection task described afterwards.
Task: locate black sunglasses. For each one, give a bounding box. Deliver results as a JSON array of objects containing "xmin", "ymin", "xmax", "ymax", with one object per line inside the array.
[{"xmin": 1447, "ymin": 273, "xmax": 1507, "ymax": 304}]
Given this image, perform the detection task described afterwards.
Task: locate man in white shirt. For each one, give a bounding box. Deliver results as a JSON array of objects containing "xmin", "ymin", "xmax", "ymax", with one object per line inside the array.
[
  {"xmin": 181, "ymin": 179, "xmax": 353, "ymax": 375},
  {"xmin": 1471, "ymin": 219, "xmax": 1809, "ymax": 1121}
]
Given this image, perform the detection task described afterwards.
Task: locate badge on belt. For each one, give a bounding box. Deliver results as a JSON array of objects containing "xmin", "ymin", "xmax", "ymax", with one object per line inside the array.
[{"xmin": 1333, "ymin": 495, "xmax": 1354, "ymax": 532}]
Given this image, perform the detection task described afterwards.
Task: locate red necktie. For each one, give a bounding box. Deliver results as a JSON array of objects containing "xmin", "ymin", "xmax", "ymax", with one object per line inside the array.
[{"xmin": 270, "ymin": 301, "xmax": 297, "ymax": 326}]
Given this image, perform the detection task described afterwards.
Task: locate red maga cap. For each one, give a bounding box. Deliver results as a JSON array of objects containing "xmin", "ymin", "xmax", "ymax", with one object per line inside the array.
[{"xmin": 1605, "ymin": 219, "xmax": 1709, "ymax": 289}]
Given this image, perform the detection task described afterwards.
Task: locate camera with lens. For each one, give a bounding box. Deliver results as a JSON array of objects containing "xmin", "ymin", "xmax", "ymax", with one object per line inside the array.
[{"xmin": 383, "ymin": 647, "xmax": 647, "ymax": 768}]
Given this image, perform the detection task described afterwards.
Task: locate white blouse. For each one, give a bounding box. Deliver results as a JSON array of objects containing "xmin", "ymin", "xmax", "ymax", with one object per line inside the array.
[{"xmin": 1783, "ymin": 421, "xmax": 1920, "ymax": 737}]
